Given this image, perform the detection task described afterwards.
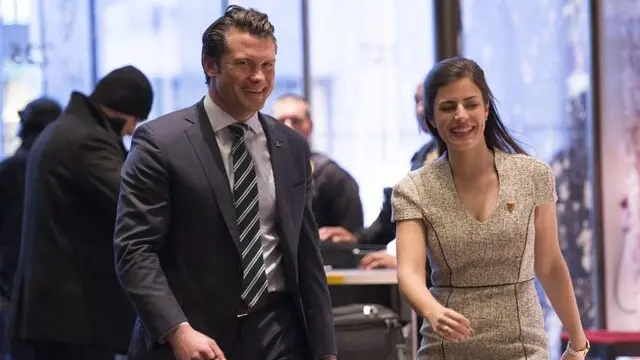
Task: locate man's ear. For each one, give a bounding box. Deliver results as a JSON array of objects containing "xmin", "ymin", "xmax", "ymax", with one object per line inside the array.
[{"xmin": 202, "ymin": 55, "xmax": 218, "ymax": 78}]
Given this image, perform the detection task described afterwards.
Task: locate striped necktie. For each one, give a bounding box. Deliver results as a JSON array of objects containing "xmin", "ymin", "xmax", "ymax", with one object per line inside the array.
[{"xmin": 229, "ymin": 123, "xmax": 268, "ymax": 308}]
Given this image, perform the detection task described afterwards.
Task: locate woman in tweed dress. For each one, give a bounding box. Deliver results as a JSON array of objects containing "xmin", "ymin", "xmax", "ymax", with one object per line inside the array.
[{"xmin": 391, "ymin": 57, "xmax": 588, "ymax": 360}]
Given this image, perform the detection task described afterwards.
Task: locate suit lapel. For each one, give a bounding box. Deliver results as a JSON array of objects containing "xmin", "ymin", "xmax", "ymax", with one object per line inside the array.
[
  {"xmin": 184, "ymin": 107, "xmax": 298, "ymax": 257},
  {"xmin": 259, "ymin": 115, "xmax": 297, "ymax": 250},
  {"xmin": 185, "ymin": 100, "xmax": 241, "ymax": 254}
]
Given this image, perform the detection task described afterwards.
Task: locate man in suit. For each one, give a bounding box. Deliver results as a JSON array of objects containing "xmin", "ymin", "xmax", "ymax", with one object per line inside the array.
[
  {"xmin": 9, "ymin": 66, "xmax": 154, "ymax": 360},
  {"xmin": 113, "ymin": 5, "xmax": 337, "ymax": 360}
]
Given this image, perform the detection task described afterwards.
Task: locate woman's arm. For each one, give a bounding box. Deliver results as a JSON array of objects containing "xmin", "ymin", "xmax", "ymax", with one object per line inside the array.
[
  {"xmin": 396, "ymin": 219, "xmax": 436, "ymax": 317},
  {"xmin": 534, "ymin": 202, "xmax": 588, "ymax": 351},
  {"xmin": 396, "ymin": 219, "xmax": 471, "ymax": 340}
]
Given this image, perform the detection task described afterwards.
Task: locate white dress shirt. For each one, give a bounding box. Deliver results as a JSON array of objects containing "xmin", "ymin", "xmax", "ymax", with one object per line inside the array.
[
  {"xmin": 386, "ymin": 239, "xmax": 397, "ymax": 256},
  {"xmin": 204, "ymin": 94, "xmax": 285, "ymax": 292}
]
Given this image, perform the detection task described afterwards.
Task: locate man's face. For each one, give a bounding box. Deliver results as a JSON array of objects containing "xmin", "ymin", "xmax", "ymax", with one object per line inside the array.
[
  {"xmin": 272, "ymin": 98, "xmax": 312, "ymax": 140},
  {"xmin": 121, "ymin": 115, "xmax": 139, "ymax": 136},
  {"xmin": 100, "ymin": 106, "xmax": 139, "ymax": 136},
  {"xmin": 204, "ymin": 27, "xmax": 276, "ymax": 121}
]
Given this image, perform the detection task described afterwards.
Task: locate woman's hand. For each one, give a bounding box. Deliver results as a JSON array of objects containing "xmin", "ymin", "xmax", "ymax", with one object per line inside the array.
[{"xmin": 426, "ymin": 304, "xmax": 474, "ymax": 342}]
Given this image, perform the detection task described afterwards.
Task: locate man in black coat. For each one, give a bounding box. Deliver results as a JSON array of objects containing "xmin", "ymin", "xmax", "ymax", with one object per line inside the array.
[
  {"xmin": 9, "ymin": 65, "xmax": 154, "ymax": 360},
  {"xmin": 0, "ymin": 98, "xmax": 61, "ymax": 302}
]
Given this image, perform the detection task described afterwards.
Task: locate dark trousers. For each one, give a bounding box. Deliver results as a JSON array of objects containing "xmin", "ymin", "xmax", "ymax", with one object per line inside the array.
[
  {"xmin": 227, "ymin": 294, "xmax": 307, "ymax": 360},
  {"xmin": 10, "ymin": 339, "xmax": 117, "ymax": 360}
]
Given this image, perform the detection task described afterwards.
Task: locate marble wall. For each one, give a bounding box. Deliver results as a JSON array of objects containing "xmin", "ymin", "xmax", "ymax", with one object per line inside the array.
[{"xmin": 598, "ymin": 0, "xmax": 640, "ymax": 331}]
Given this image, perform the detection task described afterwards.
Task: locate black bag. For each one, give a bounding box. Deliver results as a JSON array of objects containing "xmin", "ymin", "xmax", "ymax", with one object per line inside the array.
[{"xmin": 332, "ymin": 304, "xmax": 407, "ymax": 360}]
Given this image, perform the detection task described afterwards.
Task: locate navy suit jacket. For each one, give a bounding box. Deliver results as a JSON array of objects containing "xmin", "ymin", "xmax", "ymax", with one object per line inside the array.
[{"xmin": 114, "ymin": 100, "xmax": 336, "ymax": 359}]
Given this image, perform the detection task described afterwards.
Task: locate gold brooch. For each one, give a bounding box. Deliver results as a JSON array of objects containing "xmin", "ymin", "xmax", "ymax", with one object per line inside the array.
[{"xmin": 506, "ymin": 201, "xmax": 515, "ymax": 213}]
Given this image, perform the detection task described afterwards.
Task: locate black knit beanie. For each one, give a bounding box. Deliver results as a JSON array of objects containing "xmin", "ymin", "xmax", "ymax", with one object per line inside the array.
[
  {"xmin": 89, "ymin": 65, "xmax": 153, "ymax": 120},
  {"xmin": 18, "ymin": 97, "xmax": 62, "ymax": 139}
]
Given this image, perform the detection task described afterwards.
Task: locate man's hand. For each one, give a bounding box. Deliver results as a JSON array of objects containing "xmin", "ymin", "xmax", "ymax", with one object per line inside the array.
[
  {"xmin": 318, "ymin": 226, "xmax": 356, "ymax": 243},
  {"xmin": 167, "ymin": 323, "xmax": 226, "ymax": 360},
  {"xmin": 359, "ymin": 250, "xmax": 397, "ymax": 269}
]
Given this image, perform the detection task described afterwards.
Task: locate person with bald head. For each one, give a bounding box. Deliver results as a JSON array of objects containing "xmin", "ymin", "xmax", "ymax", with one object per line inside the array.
[{"xmin": 273, "ymin": 94, "xmax": 364, "ymax": 234}]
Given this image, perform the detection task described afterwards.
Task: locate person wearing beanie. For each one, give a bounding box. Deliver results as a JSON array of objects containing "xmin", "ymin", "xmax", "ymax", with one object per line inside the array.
[
  {"xmin": 89, "ymin": 65, "xmax": 154, "ymax": 135},
  {"xmin": 0, "ymin": 97, "xmax": 61, "ymax": 359},
  {"xmin": 17, "ymin": 98, "xmax": 63, "ymax": 147},
  {"xmin": 8, "ymin": 65, "xmax": 153, "ymax": 360}
]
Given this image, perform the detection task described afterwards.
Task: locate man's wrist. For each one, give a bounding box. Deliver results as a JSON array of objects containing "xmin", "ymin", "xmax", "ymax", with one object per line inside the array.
[{"xmin": 164, "ymin": 322, "xmax": 189, "ymax": 344}]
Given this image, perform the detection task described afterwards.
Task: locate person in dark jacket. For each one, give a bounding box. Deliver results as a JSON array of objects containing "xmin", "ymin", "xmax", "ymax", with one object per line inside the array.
[
  {"xmin": 0, "ymin": 98, "xmax": 61, "ymax": 301},
  {"xmin": 8, "ymin": 65, "xmax": 153, "ymax": 360},
  {"xmin": 0, "ymin": 98, "xmax": 61, "ymax": 360},
  {"xmin": 319, "ymin": 80, "xmax": 437, "ymax": 247},
  {"xmin": 272, "ymin": 94, "xmax": 364, "ymax": 233}
]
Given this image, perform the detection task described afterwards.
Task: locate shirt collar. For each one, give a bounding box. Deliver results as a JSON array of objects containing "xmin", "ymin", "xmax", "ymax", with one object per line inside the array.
[{"xmin": 203, "ymin": 93, "xmax": 262, "ymax": 134}]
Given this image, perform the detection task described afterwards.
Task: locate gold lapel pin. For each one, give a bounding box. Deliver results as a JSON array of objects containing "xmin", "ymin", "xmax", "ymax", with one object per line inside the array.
[{"xmin": 507, "ymin": 200, "xmax": 515, "ymax": 213}]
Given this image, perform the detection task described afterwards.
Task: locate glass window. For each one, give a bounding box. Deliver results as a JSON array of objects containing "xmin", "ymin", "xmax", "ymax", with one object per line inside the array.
[
  {"xmin": 461, "ymin": 0, "xmax": 598, "ymax": 329},
  {"xmin": 308, "ymin": 0, "xmax": 436, "ymax": 223},
  {"xmin": 228, "ymin": 0, "xmax": 305, "ymax": 113},
  {"xmin": 0, "ymin": 0, "xmax": 92, "ymax": 156},
  {"xmin": 95, "ymin": 0, "xmax": 223, "ymax": 120},
  {"xmin": 1, "ymin": 0, "xmax": 31, "ymax": 24}
]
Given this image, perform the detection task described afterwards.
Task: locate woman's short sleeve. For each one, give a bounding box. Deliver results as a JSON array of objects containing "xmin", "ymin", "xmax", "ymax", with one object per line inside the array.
[
  {"xmin": 391, "ymin": 174, "xmax": 423, "ymax": 221},
  {"xmin": 534, "ymin": 161, "xmax": 558, "ymax": 206}
]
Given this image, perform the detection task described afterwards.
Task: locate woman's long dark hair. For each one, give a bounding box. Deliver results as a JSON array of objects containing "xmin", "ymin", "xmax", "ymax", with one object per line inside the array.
[{"xmin": 423, "ymin": 57, "xmax": 527, "ymax": 156}]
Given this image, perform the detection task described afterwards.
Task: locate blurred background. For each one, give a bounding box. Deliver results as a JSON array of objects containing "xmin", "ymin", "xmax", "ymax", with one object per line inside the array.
[{"xmin": 0, "ymin": 0, "xmax": 638, "ymax": 348}]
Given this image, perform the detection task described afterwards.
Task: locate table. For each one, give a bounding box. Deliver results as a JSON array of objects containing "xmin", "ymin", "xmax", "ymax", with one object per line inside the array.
[
  {"xmin": 326, "ymin": 268, "xmax": 418, "ymax": 359},
  {"xmin": 326, "ymin": 268, "xmax": 398, "ymax": 285}
]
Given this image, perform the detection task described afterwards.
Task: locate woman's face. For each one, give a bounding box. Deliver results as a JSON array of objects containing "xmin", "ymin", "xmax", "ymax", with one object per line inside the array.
[{"xmin": 431, "ymin": 77, "xmax": 489, "ymax": 152}]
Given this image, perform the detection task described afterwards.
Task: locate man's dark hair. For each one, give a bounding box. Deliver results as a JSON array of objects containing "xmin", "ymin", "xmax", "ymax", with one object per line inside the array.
[{"xmin": 201, "ymin": 5, "xmax": 277, "ymax": 85}]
